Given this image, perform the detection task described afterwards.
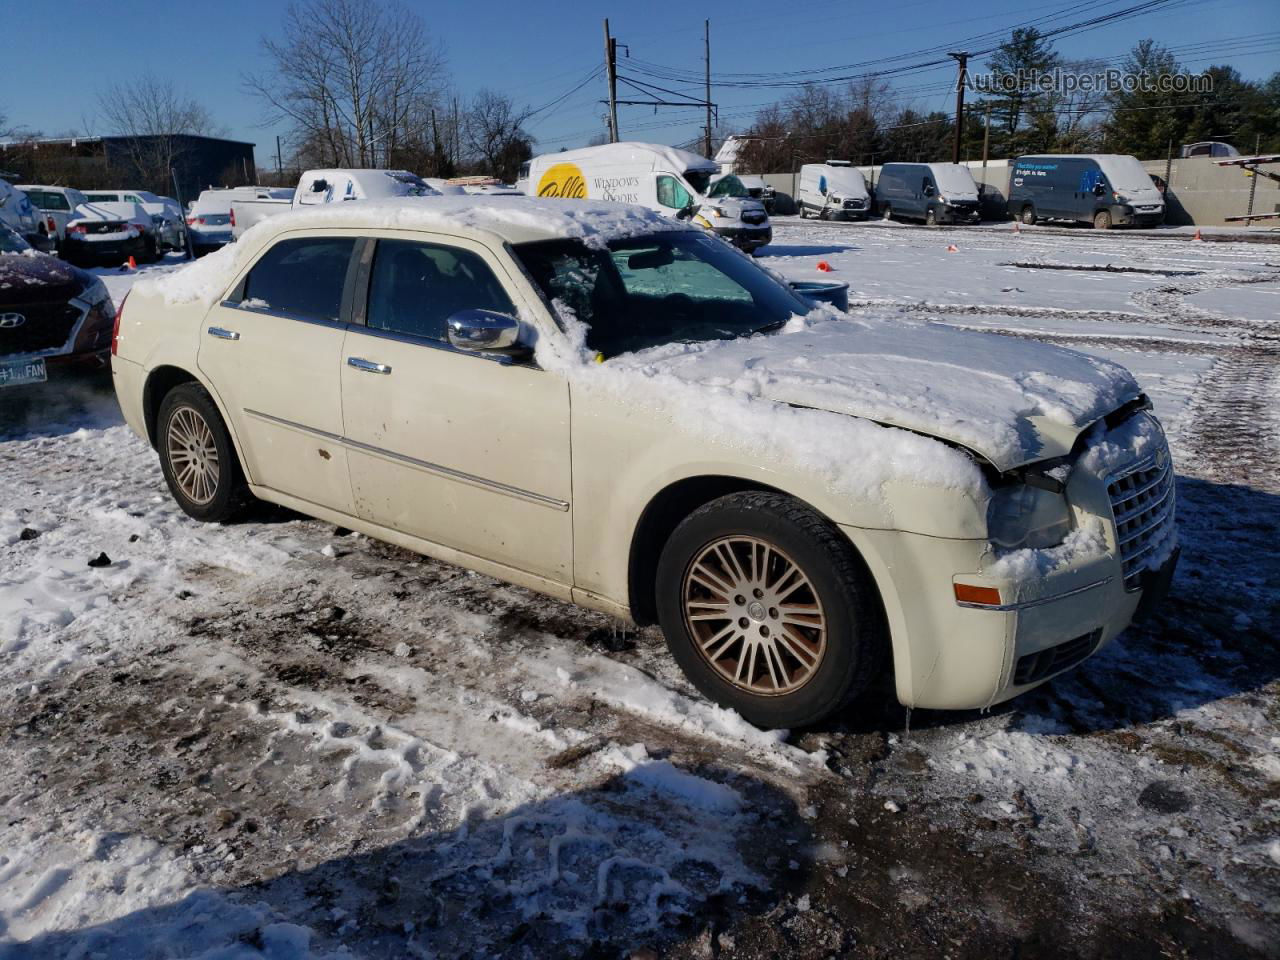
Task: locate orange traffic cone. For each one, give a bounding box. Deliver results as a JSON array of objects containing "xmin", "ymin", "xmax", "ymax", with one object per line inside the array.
[
  {"xmin": 1194, "ymin": 228, "xmax": 1203, "ymax": 241},
  {"xmin": 1013, "ymin": 221, "xmax": 1021, "ymax": 234},
  {"xmin": 816, "ymin": 260, "xmax": 833, "ymax": 272},
  {"xmin": 126, "ymin": 255, "xmax": 137, "ymax": 270},
  {"xmin": 946, "ymin": 244, "xmax": 959, "ymax": 253}
]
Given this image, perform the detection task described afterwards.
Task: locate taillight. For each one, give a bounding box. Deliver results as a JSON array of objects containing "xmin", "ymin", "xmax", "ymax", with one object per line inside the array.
[
  {"xmin": 111, "ymin": 292, "xmax": 127, "ymax": 356},
  {"xmin": 68, "ymin": 223, "xmax": 87, "ymax": 235},
  {"xmin": 229, "ymin": 208, "xmax": 236, "ymax": 227},
  {"xmin": 46, "ymin": 216, "xmax": 56, "ymax": 232},
  {"xmin": 186, "ymin": 216, "xmax": 196, "ymax": 225}
]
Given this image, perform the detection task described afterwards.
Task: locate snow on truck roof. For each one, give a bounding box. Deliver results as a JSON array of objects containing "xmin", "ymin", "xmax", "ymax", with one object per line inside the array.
[
  {"xmin": 135, "ymin": 196, "xmax": 690, "ymax": 306},
  {"xmin": 534, "ymin": 141, "xmax": 718, "ymax": 174}
]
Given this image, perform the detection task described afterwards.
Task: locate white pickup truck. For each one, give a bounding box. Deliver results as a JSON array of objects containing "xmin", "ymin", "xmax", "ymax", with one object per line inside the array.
[{"xmin": 230, "ymin": 169, "xmax": 439, "ymax": 239}]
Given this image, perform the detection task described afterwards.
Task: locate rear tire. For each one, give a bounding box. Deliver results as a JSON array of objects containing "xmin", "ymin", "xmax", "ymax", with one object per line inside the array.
[
  {"xmin": 157, "ymin": 383, "xmax": 249, "ymax": 522},
  {"xmin": 798, "ymin": 202, "xmax": 808, "ymax": 219},
  {"xmin": 1020, "ymin": 205, "xmax": 1036, "ymax": 225},
  {"xmin": 925, "ymin": 207, "xmax": 938, "ymax": 227},
  {"xmin": 1093, "ymin": 209, "xmax": 1112, "ymax": 230},
  {"xmin": 881, "ymin": 205, "xmax": 892, "ymax": 222},
  {"xmin": 655, "ymin": 491, "xmax": 885, "ymax": 729}
]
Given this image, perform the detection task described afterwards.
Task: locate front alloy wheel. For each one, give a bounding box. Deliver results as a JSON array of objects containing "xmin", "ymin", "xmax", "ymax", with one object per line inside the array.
[
  {"xmin": 683, "ymin": 536, "xmax": 827, "ymax": 695},
  {"xmin": 656, "ymin": 491, "xmax": 885, "ymax": 728}
]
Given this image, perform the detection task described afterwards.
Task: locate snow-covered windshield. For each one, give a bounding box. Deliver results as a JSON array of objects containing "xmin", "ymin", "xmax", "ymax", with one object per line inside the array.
[
  {"xmin": 708, "ymin": 175, "xmax": 749, "ymax": 198},
  {"xmin": 1095, "ymin": 155, "xmax": 1156, "ymax": 194},
  {"xmin": 0, "ymin": 223, "xmax": 30, "ymax": 254},
  {"xmin": 825, "ymin": 167, "xmax": 868, "ymax": 198},
  {"xmin": 386, "ymin": 171, "xmax": 436, "ymax": 197},
  {"xmin": 928, "ymin": 164, "xmax": 979, "ymax": 197},
  {"xmin": 515, "ymin": 231, "xmax": 808, "ymax": 358}
]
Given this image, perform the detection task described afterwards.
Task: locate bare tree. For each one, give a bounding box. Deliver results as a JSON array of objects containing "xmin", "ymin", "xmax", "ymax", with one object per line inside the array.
[
  {"xmin": 463, "ymin": 89, "xmax": 533, "ymax": 181},
  {"xmin": 247, "ymin": 0, "xmax": 447, "ymax": 170},
  {"xmin": 96, "ymin": 76, "xmax": 220, "ymax": 191}
]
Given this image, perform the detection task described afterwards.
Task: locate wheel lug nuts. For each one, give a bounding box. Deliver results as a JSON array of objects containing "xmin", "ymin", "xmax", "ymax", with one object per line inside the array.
[{"xmin": 738, "ymin": 617, "xmax": 749, "ymax": 628}]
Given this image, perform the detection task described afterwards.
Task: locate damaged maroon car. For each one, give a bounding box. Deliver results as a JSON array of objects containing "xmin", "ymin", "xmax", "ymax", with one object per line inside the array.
[{"xmin": 0, "ymin": 223, "xmax": 116, "ymax": 388}]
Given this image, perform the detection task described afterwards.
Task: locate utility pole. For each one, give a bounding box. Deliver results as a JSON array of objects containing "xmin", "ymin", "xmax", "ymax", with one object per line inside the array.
[
  {"xmin": 704, "ymin": 20, "xmax": 712, "ymax": 158},
  {"xmin": 603, "ymin": 19, "xmax": 619, "ymax": 143},
  {"xmin": 948, "ymin": 51, "xmax": 969, "ymax": 165},
  {"xmin": 275, "ymin": 135, "xmax": 283, "ymax": 179}
]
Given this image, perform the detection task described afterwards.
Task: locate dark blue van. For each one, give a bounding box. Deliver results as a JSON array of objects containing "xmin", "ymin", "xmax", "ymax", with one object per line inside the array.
[
  {"xmin": 873, "ymin": 162, "xmax": 981, "ymax": 225},
  {"xmin": 1008, "ymin": 155, "xmax": 1165, "ymax": 229}
]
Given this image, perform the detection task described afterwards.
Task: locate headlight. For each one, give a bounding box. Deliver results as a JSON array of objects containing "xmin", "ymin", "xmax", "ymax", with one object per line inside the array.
[
  {"xmin": 829, "ymin": 195, "xmax": 841, "ymax": 204},
  {"xmin": 986, "ymin": 484, "xmax": 1072, "ymax": 550},
  {"xmin": 81, "ymin": 278, "xmax": 110, "ymax": 305},
  {"xmin": 937, "ymin": 195, "xmax": 948, "ymax": 204}
]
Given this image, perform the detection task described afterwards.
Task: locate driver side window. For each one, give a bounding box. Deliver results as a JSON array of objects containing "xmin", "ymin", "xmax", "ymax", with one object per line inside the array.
[
  {"xmin": 366, "ymin": 239, "xmax": 516, "ymax": 342},
  {"xmin": 656, "ymin": 175, "xmax": 691, "ymax": 210}
]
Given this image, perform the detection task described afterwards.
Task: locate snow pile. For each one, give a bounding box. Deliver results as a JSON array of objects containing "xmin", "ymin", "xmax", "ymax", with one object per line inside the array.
[
  {"xmin": 134, "ymin": 197, "xmax": 686, "ymax": 307},
  {"xmin": 604, "ymin": 743, "xmax": 742, "ymax": 813}
]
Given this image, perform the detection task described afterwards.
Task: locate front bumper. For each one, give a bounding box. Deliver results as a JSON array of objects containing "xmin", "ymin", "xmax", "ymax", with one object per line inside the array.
[
  {"xmin": 855, "ymin": 417, "xmax": 1177, "ymax": 710},
  {"xmin": 1113, "ymin": 204, "xmax": 1165, "ymax": 227},
  {"xmin": 938, "ymin": 202, "xmax": 981, "ymax": 223},
  {"xmin": 714, "ymin": 225, "xmax": 772, "ymax": 250}
]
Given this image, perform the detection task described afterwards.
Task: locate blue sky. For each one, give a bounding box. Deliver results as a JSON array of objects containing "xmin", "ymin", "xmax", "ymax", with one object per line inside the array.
[{"xmin": 6, "ymin": 0, "xmax": 1278, "ymax": 167}]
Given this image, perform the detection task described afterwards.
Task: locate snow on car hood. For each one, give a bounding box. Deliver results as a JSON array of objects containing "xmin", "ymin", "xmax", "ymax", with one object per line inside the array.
[{"xmin": 612, "ymin": 318, "xmax": 1142, "ymax": 473}]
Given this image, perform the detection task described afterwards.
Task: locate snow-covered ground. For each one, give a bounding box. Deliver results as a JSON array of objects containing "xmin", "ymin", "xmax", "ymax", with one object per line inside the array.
[{"xmin": 1, "ymin": 226, "xmax": 1278, "ymax": 959}]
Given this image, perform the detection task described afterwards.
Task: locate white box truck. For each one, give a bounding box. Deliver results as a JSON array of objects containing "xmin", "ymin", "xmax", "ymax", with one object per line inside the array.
[
  {"xmin": 523, "ymin": 142, "xmax": 772, "ymax": 253},
  {"xmin": 796, "ymin": 161, "xmax": 871, "ymax": 220}
]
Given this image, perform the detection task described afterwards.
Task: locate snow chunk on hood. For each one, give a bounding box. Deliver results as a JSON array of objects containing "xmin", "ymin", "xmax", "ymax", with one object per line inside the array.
[
  {"xmin": 536, "ymin": 306, "xmax": 988, "ymax": 504},
  {"xmin": 612, "ymin": 317, "xmax": 1140, "ymax": 472},
  {"xmin": 133, "ymin": 197, "xmax": 687, "ymax": 308}
]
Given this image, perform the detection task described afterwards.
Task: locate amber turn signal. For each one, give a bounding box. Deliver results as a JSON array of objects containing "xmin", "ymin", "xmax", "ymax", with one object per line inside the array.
[{"xmin": 954, "ymin": 583, "xmax": 1002, "ymax": 606}]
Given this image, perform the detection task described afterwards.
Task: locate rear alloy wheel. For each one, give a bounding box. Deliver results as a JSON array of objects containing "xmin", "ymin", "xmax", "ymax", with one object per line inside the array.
[
  {"xmin": 158, "ymin": 383, "xmax": 248, "ymax": 522},
  {"xmin": 1021, "ymin": 205, "xmax": 1036, "ymax": 225},
  {"xmin": 881, "ymin": 205, "xmax": 892, "ymax": 221},
  {"xmin": 656, "ymin": 491, "xmax": 884, "ymax": 729},
  {"xmin": 1093, "ymin": 209, "xmax": 1112, "ymax": 230}
]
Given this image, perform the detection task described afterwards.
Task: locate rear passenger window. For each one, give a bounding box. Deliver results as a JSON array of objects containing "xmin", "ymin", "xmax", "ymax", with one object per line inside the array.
[
  {"xmin": 241, "ymin": 237, "xmax": 356, "ymax": 322},
  {"xmin": 366, "ymin": 239, "xmax": 515, "ymax": 342}
]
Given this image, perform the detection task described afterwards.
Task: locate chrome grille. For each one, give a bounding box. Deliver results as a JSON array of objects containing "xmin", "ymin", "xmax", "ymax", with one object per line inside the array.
[{"xmin": 1107, "ymin": 450, "xmax": 1176, "ymax": 591}]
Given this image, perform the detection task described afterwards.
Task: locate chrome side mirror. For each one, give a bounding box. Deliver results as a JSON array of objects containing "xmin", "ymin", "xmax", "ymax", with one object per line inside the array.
[{"xmin": 446, "ymin": 309, "xmax": 521, "ymax": 352}]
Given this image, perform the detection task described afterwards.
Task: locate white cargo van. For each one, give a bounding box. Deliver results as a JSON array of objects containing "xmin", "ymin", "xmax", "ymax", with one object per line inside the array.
[
  {"xmin": 796, "ymin": 162, "xmax": 871, "ymax": 220},
  {"xmin": 524, "ymin": 142, "xmax": 771, "ymax": 253}
]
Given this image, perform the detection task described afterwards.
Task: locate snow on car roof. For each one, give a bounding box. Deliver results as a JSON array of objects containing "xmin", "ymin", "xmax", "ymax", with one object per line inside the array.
[
  {"xmin": 135, "ymin": 196, "xmax": 690, "ymax": 307},
  {"xmin": 538, "ymin": 141, "xmax": 719, "ymax": 174}
]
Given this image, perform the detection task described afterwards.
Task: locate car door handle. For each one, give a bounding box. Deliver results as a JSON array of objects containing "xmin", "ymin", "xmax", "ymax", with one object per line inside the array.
[
  {"xmin": 347, "ymin": 356, "xmax": 391, "ymax": 375},
  {"xmin": 207, "ymin": 326, "xmax": 240, "ymax": 341}
]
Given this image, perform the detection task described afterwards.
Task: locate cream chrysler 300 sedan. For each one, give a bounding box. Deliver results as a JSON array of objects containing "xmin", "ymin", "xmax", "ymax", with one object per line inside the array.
[{"xmin": 111, "ymin": 197, "xmax": 1178, "ymax": 729}]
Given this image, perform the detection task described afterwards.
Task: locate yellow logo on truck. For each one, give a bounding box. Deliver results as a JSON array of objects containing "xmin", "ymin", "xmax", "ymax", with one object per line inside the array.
[{"xmin": 537, "ymin": 162, "xmax": 587, "ymax": 199}]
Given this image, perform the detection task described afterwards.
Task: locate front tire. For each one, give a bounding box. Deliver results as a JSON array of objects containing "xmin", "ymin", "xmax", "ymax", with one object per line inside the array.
[
  {"xmin": 655, "ymin": 491, "xmax": 885, "ymax": 729},
  {"xmin": 157, "ymin": 383, "xmax": 248, "ymax": 522},
  {"xmin": 925, "ymin": 207, "xmax": 938, "ymax": 227},
  {"xmin": 1020, "ymin": 205, "xmax": 1036, "ymax": 225},
  {"xmin": 1093, "ymin": 209, "xmax": 1112, "ymax": 230},
  {"xmin": 881, "ymin": 204, "xmax": 892, "ymax": 222}
]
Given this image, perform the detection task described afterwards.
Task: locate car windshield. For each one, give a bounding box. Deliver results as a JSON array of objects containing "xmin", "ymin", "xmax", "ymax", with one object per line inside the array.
[
  {"xmin": 387, "ymin": 172, "xmax": 434, "ymax": 196},
  {"xmin": 514, "ymin": 231, "xmax": 808, "ymax": 358},
  {"xmin": 0, "ymin": 224, "xmax": 30, "ymax": 254},
  {"xmin": 684, "ymin": 170, "xmax": 713, "ymax": 195},
  {"xmin": 708, "ymin": 175, "xmax": 749, "ymax": 198}
]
